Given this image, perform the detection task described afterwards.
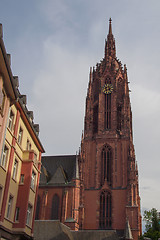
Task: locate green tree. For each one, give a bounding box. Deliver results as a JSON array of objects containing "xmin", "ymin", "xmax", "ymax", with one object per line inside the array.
[{"xmin": 142, "ymin": 208, "xmax": 160, "ymax": 240}]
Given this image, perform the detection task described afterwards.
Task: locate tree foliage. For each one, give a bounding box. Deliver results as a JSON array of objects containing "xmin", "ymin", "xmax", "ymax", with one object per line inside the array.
[{"xmin": 141, "ymin": 208, "xmax": 160, "ymax": 240}]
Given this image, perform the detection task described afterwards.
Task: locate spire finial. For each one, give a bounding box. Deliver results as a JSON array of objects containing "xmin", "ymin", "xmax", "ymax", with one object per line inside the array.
[
  {"xmin": 109, "ymin": 18, "xmax": 112, "ymax": 35},
  {"xmin": 105, "ymin": 18, "xmax": 116, "ymax": 58}
]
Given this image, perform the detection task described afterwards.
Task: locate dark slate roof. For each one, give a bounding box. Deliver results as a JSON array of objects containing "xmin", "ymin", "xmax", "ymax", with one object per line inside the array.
[{"xmin": 40, "ymin": 155, "xmax": 79, "ymax": 186}]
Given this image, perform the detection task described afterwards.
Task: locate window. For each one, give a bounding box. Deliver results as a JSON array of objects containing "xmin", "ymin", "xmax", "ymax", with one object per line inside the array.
[
  {"xmin": 0, "ymin": 186, "xmax": 2, "ymax": 206},
  {"xmin": 15, "ymin": 207, "xmax": 20, "ymax": 221},
  {"xmin": 51, "ymin": 194, "xmax": 60, "ymax": 220},
  {"xmin": 34, "ymin": 153, "xmax": 38, "ymax": 168},
  {"xmin": 1, "ymin": 145, "xmax": 8, "ymax": 169},
  {"xmin": 26, "ymin": 139, "xmax": 31, "ymax": 150},
  {"xmin": 8, "ymin": 110, "xmax": 14, "ymax": 131},
  {"xmin": 12, "ymin": 159, "xmax": 18, "ymax": 180},
  {"xmin": 18, "ymin": 127, "xmax": 23, "ymax": 145},
  {"xmin": 101, "ymin": 145, "xmax": 112, "ymax": 186},
  {"xmin": 99, "ymin": 190, "xmax": 112, "ymax": 229},
  {"xmin": 34, "ymin": 153, "xmax": 37, "ymax": 161},
  {"xmin": 104, "ymin": 79, "xmax": 112, "ymax": 129},
  {"xmin": 20, "ymin": 174, "xmax": 25, "ymax": 184},
  {"xmin": 6, "ymin": 195, "xmax": 13, "ymax": 219},
  {"xmin": 0, "ymin": 87, "xmax": 5, "ymax": 114},
  {"xmin": 105, "ymin": 94, "xmax": 111, "ymax": 129},
  {"xmin": 26, "ymin": 204, "xmax": 32, "ymax": 226},
  {"xmin": 31, "ymin": 171, "xmax": 36, "ymax": 190}
]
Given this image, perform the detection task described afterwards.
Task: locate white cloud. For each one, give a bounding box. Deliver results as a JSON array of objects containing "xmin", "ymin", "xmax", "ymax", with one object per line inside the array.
[{"xmin": 31, "ymin": 36, "xmax": 92, "ymax": 154}]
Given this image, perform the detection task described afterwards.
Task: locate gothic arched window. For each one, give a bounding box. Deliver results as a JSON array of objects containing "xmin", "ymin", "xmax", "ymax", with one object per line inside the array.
[
  {"xmin": 101, "ymin": 145, "xmax": 112, "ymax": 186},
  {"xmin": 99, "ymin": 190, "xmax": 112, "ymax": 229},
  {"xmin": 35, "ymin": 195, "xmax": 41, "ymax": 220},
  {"xmin": 51, "ymin": 194, "xmax": 60, "ymax": 220}
]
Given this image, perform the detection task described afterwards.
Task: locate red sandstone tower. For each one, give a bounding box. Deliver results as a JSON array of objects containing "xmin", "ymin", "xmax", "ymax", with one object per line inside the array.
[{"xmin": 79, "ymin": 19, "xmax": 142, "ymax": 239}]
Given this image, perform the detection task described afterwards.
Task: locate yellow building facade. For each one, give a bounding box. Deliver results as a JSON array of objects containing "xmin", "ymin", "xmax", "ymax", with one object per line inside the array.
[{"xmin": 0, "ymin": 24, "xmax": 44, "ymax": 240}]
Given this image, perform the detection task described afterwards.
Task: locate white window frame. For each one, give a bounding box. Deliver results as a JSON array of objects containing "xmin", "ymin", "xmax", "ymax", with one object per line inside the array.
[
  {"xmin": 15, "ymin": 207, "xmax": 20, "ymax": 222},
  {"xmin": 0, "ymin": 88, "xmax": 5, "ymax": 114},
  {"xmin": 31, "ymin": 171, "xmax": 36, "ymax": 190},
  {"xmin": 26, "ymin": 204, "xmax": 32, "ymax": 226},
  {"xmin": 0, "ymin": 186, "xmax": 3, "ymax": 207},
  {"xmin": 20, "ymin": 174, "xmax": 25, "ymax": 184},
  {"xmin": 18, "ymin": 127, "xmax": 23, "ymax": 145},
  {"xmin": 34, "ymin": 153, "xmax": 37, "ymax": 161},
  {"xmin": 12, "ymin": 159, "xmax": 18, "ymax": 180},
  {"xmin": 8, "ymin": 110, "xmax": 14, "ymax": 131},
  {"xmin": 6, "ymin": 195, "xmax": 13, "ymax": 219},
  {"xmin": 1, "ymin": 145, "xmax": 8, "ymax": 169}
]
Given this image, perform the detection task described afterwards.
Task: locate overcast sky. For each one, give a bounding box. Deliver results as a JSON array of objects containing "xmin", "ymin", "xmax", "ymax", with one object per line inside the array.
[{"xmin": 1, "ymin": 0, "xmax": 160, "ymax": 223}]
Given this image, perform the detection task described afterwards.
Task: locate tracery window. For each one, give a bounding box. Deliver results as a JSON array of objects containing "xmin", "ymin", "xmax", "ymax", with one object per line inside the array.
[
  {"xmin": 105, "ymin": 94, "xmax": 111, "ymax": 129},
  {"xmin": 99, "ymin": 190, "xmax": 112, "ymax": 229},
  {"xmin": 51, "ymin": 194, "xmax": 60, "ymax": 220},
  {"xmin": 101, "ymin": 145, "xmax": 112, "ymax": 186}
]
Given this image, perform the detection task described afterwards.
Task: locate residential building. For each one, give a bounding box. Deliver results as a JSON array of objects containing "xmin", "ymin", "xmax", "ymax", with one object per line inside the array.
[
  {"xmin": 0, "ymin": 23, "xmax": 17, "ymax": 158},
  {"xmin": 0, "ymin": 24, "xmax": 45, "ymax": 240}
]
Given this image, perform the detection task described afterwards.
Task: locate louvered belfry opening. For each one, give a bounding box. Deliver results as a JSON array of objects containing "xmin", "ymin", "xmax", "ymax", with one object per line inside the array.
[
  {"xmin": 99, "ymin": 190, "xmax": 112, "ymax": 229},
  {"xmin": 105, "ymin": 94, "xmax": 111, "ymax": 129}
]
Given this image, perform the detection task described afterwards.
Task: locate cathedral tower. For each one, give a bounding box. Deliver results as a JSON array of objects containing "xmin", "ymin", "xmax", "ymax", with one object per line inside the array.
[{"xmin": 79, "ymin": 19, "xmax": 142, "ymax": 239}]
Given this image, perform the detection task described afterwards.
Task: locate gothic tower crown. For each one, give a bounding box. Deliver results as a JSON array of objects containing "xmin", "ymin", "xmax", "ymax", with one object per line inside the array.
[{"xmin": 84, "ymin": 19, "xmax": 132, "ymax": 140}]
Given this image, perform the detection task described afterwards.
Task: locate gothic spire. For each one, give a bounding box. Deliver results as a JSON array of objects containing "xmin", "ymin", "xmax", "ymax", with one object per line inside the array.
[
  {"xmin": 105, "ymin": 18, "xmax": 116, "ymax": 59},
  {"xmin": 109, "ymin": 17, "xmax": 112, "ymax": 35}
]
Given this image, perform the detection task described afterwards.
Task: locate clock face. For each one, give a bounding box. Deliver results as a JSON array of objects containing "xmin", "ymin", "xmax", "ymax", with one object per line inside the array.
[{"xmin": 102, "ymin": 84, "xmax": 113, "ymax": 94}]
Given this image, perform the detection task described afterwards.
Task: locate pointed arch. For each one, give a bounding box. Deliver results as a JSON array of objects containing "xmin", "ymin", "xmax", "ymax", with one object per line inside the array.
[
  {"xmin": 51, "ymin": 194, "xmax": 60, "ymax": 220},
  {"xmin": 99, "ymin": 190, "xmax": 112, "ymax": 229},
  {"xmin": 101, "ymin": 145, "xmax": 112, "ymax": 186}
]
